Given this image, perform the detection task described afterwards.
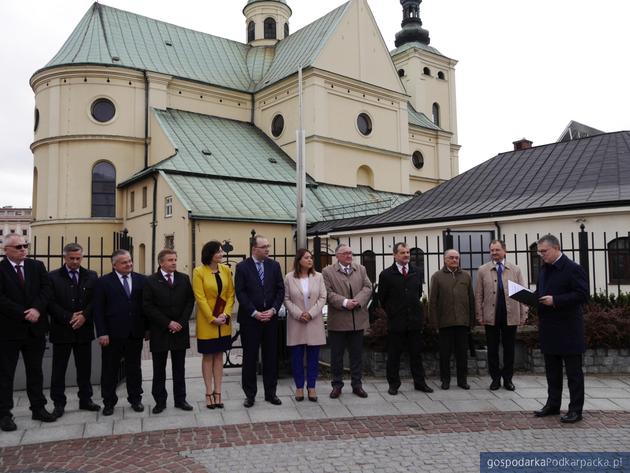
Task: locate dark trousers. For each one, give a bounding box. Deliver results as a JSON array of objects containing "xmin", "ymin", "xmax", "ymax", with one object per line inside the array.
[
  {"xmin": 387, "ymin": 329, "xmax": 427, "ymax": 389},
  {"xmin": 100, "ymin": 337, "xmax": 143, "ymax": 407},
  {"xmin": 0, "ymin": 337, "xmax": 47, "ymax": 417},
  {"xmin": 151, "ymin": 349, "xmax": 187, "ymax": 405},
  {"xmin": 50, "ymin": 342, "xmax": 93, "ymax": 407},
  {"xmin": 544, "ymin": 353, "xmax": 584, "ymax": 413},
  {"xmin": 290, "ymin": 345, "xmax": 320, "ymax": 389},
  {"xmin": 438, "ymin": 326, "xmax": 469, "ymax": 384},
  {"xmin": 241, "ymin": 318, "xmax": 278, "ymax": 400},
  {"xmin": 328, "ymin": 330, "xmax": 364, "ymax": 389},
  {"xmin": 485, "ymin": 323, "xmax": 517, "ymax": 382}
]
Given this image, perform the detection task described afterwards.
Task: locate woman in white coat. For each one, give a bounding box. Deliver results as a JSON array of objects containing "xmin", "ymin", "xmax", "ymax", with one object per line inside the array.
[{"xmin": 284, "ymin": 249, "xmax": 327, "ymax": 402}]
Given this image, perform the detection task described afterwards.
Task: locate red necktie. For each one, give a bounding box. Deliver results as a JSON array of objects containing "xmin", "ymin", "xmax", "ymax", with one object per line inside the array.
[
  {"xmin": 402, "ymin": 266, "xmax": 408, "ymax": 278},
  {"xmin": 16, "ymin": 265, "xmax": 25, "ymax": 286},
  {"xmin": 166, "ymin": 273, "xmax": 173, "ymax": 287}
]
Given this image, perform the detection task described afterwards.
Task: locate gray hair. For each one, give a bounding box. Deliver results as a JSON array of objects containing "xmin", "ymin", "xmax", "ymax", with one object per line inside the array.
[
  {"xmin": 444, "ymin": 248, "xmax": 459, "ymax": 257},
  {"xmin": 537, "ymin": 234, "xmax": 561, "ymax": 249},
  {"xmin": 335, "ymin": 243, "xmax": 351, "ymax": 254},
  {"xmin": 63, "ymin": 243, "xmax": 83, "ymax": 255},
  {"xmin": 111, "ymin": 249, "xmax": 131, "ymax": 264},
  {"xmin": 393, "ymin": 242, "xmax": 409, "ymax": 254}
]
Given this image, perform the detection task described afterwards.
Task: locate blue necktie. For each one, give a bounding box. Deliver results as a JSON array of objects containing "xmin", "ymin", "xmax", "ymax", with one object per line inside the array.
[
  {"xmin": 122, "ymin": 275, "xmax": 131, "ymax": 298},
  {"xmin": 496, "ymin": 263, "xmax": 504, "ymax": 290},
  {"xmin": 70, "ymin": 270, "xmax": 78, "ymax": 285},
  {"xmin": 256, "ymin": 261, "xmax": 264, "ymax": 285}
]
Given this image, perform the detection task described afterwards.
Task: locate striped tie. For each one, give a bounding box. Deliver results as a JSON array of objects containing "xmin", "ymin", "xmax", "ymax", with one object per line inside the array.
[{"xmin": 256, "ymin": 261, "xmax": 264, "ymax": 284}]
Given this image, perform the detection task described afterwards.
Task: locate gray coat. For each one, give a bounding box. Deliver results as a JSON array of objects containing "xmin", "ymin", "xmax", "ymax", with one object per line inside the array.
[{"xmin": 322, "ymin": 262, "xmax": 372, "ymax": 332}]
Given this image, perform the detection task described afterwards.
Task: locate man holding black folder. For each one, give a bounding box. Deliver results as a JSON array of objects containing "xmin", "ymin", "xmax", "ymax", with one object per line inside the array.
[
  {"xmin": 533, "ymin": 234, "xmax": 589, "ymax": 424},
  {"xmin": 475, "ymin": 240, "xmax": 528, "ymax": 391}
]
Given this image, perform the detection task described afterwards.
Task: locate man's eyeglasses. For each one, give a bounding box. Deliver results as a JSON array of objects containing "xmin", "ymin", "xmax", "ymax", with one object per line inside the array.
[{"xmin": 6, "ymin": 244, "xmax": 29, "ymax": 250}]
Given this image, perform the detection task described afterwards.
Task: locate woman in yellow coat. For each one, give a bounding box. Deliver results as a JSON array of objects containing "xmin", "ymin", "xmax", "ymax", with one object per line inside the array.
[{"xmin": 192, "ymin": 241, "xmax": 234, "ymax": 409}]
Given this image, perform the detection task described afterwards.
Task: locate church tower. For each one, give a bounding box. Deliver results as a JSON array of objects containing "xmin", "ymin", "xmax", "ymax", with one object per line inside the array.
[{"xmin": 244, "ymin": 0, "xmax": 292, "ymax": 46}]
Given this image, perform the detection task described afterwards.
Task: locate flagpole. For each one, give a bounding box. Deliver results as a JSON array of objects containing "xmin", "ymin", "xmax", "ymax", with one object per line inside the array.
[{"xmin": 296, "ymin": 67, "xmax": 307, "ymax": 249}]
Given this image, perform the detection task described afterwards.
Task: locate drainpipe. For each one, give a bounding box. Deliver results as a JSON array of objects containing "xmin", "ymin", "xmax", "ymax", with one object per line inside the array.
[
  {"xmin": 190, "ymin": 214, "xmax": 197, "ymax": 271},
  {"xmin": 143, "ymin": 71, "xmax": 149, "ymax": 169},
  {"xmin": 494, "ymin": 221, "xmax": 502, "ymax": 242},
  {"xmin": 151, "ymin": 174, "xmax": 158, "ymax": 273}
]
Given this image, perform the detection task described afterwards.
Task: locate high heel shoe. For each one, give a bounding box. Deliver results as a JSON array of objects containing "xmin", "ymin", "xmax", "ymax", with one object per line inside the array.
[
  {"xmin": 307, "ymin": 388, "xmax": 318, "ymax": 402},
  {"xmin": 213, "ymin": 392, "xmax": 224, "ymax": 409},
  {"xmin": 295, "ymin": 388, "xmax": 305, "ymax": 402},
  {"xmin": 206, "ymin": 393, "xmax": 215, "ymax": 410}
]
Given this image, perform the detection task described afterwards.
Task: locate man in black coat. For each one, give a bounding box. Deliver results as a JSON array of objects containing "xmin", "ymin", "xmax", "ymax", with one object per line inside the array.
[
  {"xmin": 93, "ymin": 249, "xmax": 148, "ymax": 416},
  {"xmin": 0, "ymin": 234, "xmax": 56, "ymax": 431},
  {"xmin": 534, "ymin": 234, "xmax": 589, "ymax": 424},
  {"xmin": 235, "ymin": 235, "xmax": 285, "ymax": 407},
  {"xmin": 48, "ymin": 243, "xmax": 100, "ymax": 418},
  {"xmin": 143, "ymin": 249, "xmax": 194, "ymax": 414},
  {"xmin": 378, "ymin": 242, "xmax": 433, "ymax": 396}
]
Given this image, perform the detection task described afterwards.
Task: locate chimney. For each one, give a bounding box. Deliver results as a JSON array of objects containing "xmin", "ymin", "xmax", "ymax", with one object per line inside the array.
[{"xmin": 513, "ymin": 138, "xmax": 533, "ymax": 151}]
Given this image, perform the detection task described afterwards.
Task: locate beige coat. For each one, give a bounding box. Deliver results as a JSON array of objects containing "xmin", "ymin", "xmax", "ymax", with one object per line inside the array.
[
  {"xmin": 475, "ymin": 261, "xmax": 528, "ymax": 326},
  {"xmin": 322, "ymin": 262, "xmax": 372, "ymax": 332},
  {"xmin": 284, "ymin": 271, "xmax": 327, "ymax": 346}
]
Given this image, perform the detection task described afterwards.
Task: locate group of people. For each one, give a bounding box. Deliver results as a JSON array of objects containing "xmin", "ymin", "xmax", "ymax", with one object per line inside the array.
[{"xmin": 0, "ymin": 231, "xmax": 588, "ymax": 433}]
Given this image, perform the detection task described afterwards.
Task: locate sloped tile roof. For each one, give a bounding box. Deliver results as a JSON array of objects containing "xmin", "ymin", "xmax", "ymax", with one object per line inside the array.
[
  {"xmin": 408, "ymin": 103, "xmax": 441, "ymax": 131},
  {"xmin": 309, "ymin": 131, "xmax": 630, "ymax": 232}
]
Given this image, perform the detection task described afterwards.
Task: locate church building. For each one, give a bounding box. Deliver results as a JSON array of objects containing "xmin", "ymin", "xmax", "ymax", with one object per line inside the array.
[{"xmin": 30, "ymin": 0, "xmax": 459, "ymax": 273}]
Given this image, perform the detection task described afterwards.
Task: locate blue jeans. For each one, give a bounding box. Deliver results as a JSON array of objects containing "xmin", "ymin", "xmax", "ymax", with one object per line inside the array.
[{"xmin": 290, "ymin": 345, "xmax": 320, "ymax": 389}]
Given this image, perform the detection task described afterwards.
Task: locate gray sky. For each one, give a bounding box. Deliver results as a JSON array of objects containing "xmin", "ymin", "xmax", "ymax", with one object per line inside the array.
[{"xmin": 1, "ymin": 0, "xmax": 628, "ymax": 208}]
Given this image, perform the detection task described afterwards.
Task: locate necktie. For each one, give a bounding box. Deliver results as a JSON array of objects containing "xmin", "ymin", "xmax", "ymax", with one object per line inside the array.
[
  {"xmin": 256, "ymin": 261, "xmax": 264, "ymax": 284},
  {"xmin": 402, "ymin": 266, "xmax": 408, "ymax": 278},
  {"xmin": 166, "ymin": 273, "xmax": 173, "ymax": 287},
  {"xmin": 122, "ymin": 275, "xmax": 131, "ymax": 298},
  {"xmin": 344, "ymin": 266, "xmax": 351, "ymax": 276},
  {"xmin": 15, "ymin": 265, "xmax": 24, "ymax": 287},
  {"xmin": 70, "ymin": 270, "xmax": 78, "ymax": 285},
  {"xmin": 497, "ymin": 263, "xmax": 504, "ymax": 290}
]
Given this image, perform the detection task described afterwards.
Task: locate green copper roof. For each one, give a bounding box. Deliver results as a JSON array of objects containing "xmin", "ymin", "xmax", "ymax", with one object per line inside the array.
[
  {"xmin": 38, "ymin": 2, "xmax": 349, "ymax": 93},
  {"xmin": 128, "ymin": 108, "xmax": 409, "ymax": 223},
  {"xmin": 408, "ymin": 103, "xmax": 442, "ymax": 131}
]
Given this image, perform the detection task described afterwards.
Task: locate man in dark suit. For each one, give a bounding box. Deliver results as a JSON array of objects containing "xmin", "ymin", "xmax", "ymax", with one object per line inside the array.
[
  {"xmin": 143, "ymin": 249, "xmax": 194, "ymax": 414},
  {"xmin": 534, "ymin": 234, "xmax": 589, "ymax": 424},
  {"xmin": 378, "ymin": 242, "xmax": 433, "ymax": 396},
  {"xmin": 48, "ymin": 243, "xmax": 100, "ymax": 418},
  {"xmin": 0, "ymin": 234, "xmax": 56, "ymax": 431},
  {"xmin": 235, "ymin": 235, "xmax": 285, "ymax": 407},
  {"xmin": 93, "ymin": 249, "xmax": 148, "ymax": 416}
]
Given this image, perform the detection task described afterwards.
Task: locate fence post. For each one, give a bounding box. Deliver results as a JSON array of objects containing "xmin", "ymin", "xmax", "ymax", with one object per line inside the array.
[
  {"xmin": 249, "ymin": 229, "xmax": 256, "ymax": 257},
  {"xmin": 313, "ymin": 233, "xmax": 322, "ymax": 271},
  {"xmin": 444, "ymin": 228, "xmax": 454, "ymax": 251},
  {"xmin": 578, "ymin": 224, "xmax": 590, "ymax": 287}
]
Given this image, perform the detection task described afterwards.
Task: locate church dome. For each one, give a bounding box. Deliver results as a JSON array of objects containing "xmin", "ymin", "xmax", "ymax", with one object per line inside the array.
[{"xmin": 244, "ymin": 0, "xmax": 292, "ymax": 14}]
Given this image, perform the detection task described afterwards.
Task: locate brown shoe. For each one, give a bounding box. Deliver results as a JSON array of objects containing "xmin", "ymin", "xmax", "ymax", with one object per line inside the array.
[
  {"xmin": 329, "ymin": 387, "xmax": 342, "ymax": 399},
  {"xmin": 352, "ymin": 386, "xmax": 368, "ymax": 398}
]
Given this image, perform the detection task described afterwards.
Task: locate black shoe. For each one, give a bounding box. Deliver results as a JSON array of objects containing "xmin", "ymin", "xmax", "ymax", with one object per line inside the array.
[
  {"xmin": 388, "ymin": 386, "xmax": 399, "ymax": 396},
  {"xmin": 52, "ymin": 405, "xmax": 65, "ymax": 419},
  {"xmin": 130, "ymin": 402, "xmax": 144, "ymax": 413},
  {"xmin": 534, "ymin": 405, "xmax": 560, "ymax": 417},
  {"xmin": 329, "ymin": 387, "xmax": 342, "ymax": 399},
  {"xmin": 352, "ymin": 387, "xmax": 368, "ymax": 398},
  {"xmin": 32, "ymin": 408, "xmax": 57, "ymax": 423},
  {"xmin": 441, "ymin": 381, "xmax": 450, "ymax": 390},
  {"xmin": 79, "ymin": 400, "xmax": 101, "ymax": 412},
  {"xmin": 0, "ymin": 416, "xmax": 17, "ymax": 432},
  {"xmin": 560, "ymin": 411, "xmax": 582, "ymax": 423},
  {"xmin": 243, "ymin": 398, "xmax": 255, "ymax": 408},
  {"xmin": 265, "ymin": 395, "xmax": 282, "ymax": 406},
  {"xmin": 489, "ymin": 379, "xmax": 501, "ymax": 391},
  {"xmin": 152, "ymin": 404, "xmax": 166, "ymax": 414},
  {"xmin": 503, "ymin": 380, "xmax": 515, "ymax": 391},
  {"xmin": 414, "ymin": 384, "xmax": 434, "ymax": 393},
  {"xmin": 102, "ymin": 405, "xmax": 114, "ymax": 416},
  {"xmin": 457, "ymin": 382, "xmax": 470, "ymax": 390},
  {"xmin": 175, "ymin": 401, "xmax": 193, "ymax": 411}
]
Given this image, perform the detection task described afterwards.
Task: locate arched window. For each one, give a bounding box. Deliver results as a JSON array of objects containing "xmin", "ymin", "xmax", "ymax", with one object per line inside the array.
[
  {"xmin": 356, "ymin": 165, "xmax": 374, "ymax": 187},
  {"xmin": 32, "ymin": 167, "xmax": 38, "ymax": 218},
  {"xmin": 361, "ymin": 250, "xmax": 376, "ymax": 283},
  {"xmin": 264, "ymin": 17, "xmax": 276, "ymax": 39},
  {"xmin": 529, "ymin": 242, "xmax": 541, "ymax": 285},
  {"xmin": 423, "ymin": 67, "xmax": 431, "ymax": 76},
  {"xmin": 138, "ymin": 243, "xmax": 146, "ymax": 275},
  {"xmin": 91, "ymin": 162, "xmax": 116, "ymax": 217},
  {"xmin": 284, "ymin": 23, "xmax": 289, "ymax": 38},
  {"xmin": 410, "ymin": 247, "xmax": 425, "ymax": 285},
  {"xmin": 432, "ymin": 102, "xmax": 440, "ymax": 127},
  {"xmin": 247, "ymin": 21, "xmax": 255, "ymax": 42},
  {"xmin": 398, "ymin": 69, "xmax": 405, "ymax": 78},
  {"xmin": 608, "ymin": 237, "xmax": 630, "ymax": 284},
  {"xmin": 437, "ymin": 71, "xmax": 445, "ymax": 80}
]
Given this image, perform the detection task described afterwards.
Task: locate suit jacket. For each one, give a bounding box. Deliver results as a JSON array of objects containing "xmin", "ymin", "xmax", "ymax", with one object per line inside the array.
[
  {"xmin": 536, "ymin": 254, "xmax": 589, "ymax": 355},
  {"xmin": 283, "ymin": 271, "xmax": 327, "ymax": 346},
  {"xmin": 475, "ymin": 261, "xmax": 528, "ymax": 326},
  {"xmin": 0, "ymin": 257, "xmax": 51, "ymax": 341},
  {"xmin": 378, "ymin": 263, "xmax": 424, "ymax": 333},
  {"xmin": 143, "ymin": 271, "xmax": 193, "ymax": 352},
  {"xmin": 235, "ymin": 257, "xmax": 284, "ymax": 325},
  {"xmin": 48, "ymin": 265, "xmax": 98, "ymax": 344},
  {"xmin": 322, "ymin": 262, "xmax": 372, "ymax": 332},
  {"xmin": 93, "ymin": 271, "xmax": 148, "ymax": 339}
]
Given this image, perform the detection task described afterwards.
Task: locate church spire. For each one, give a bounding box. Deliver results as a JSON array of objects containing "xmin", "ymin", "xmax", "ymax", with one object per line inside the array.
[{"xmin": 394, "ymin": 0, "xmax": 430, "ymax": 48}]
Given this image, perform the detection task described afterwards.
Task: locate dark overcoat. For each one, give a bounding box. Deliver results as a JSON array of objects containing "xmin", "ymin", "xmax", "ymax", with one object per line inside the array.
[{"xmin": 378, "ymin": 263, "xmax": 424, "ymax": 332}]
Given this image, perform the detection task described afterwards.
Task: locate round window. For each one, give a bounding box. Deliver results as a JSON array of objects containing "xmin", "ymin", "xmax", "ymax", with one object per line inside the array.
[
  {"xmin": 271, "ymin": 114, "xmax": 284, "ymax": 138},
  {"xmin": 357, "ymin": 113, "xmax": 372, "ymax": 136},
  {"xmin": 91, "ymin": 98, "xmax": 116, "ymax": 123},
  {"xmin": 34, "ymin": 108, "xmax": 40, "ymax": 132},
  {"xmin": 412, "ymin": 151, "xmax": 424, "ymax": 169}
]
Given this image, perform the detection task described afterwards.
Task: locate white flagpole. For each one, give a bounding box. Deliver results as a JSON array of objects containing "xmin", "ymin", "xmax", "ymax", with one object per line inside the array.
[{"xmin": 296, "ymin": 67, "xmax": 307, "ymax": 249}]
